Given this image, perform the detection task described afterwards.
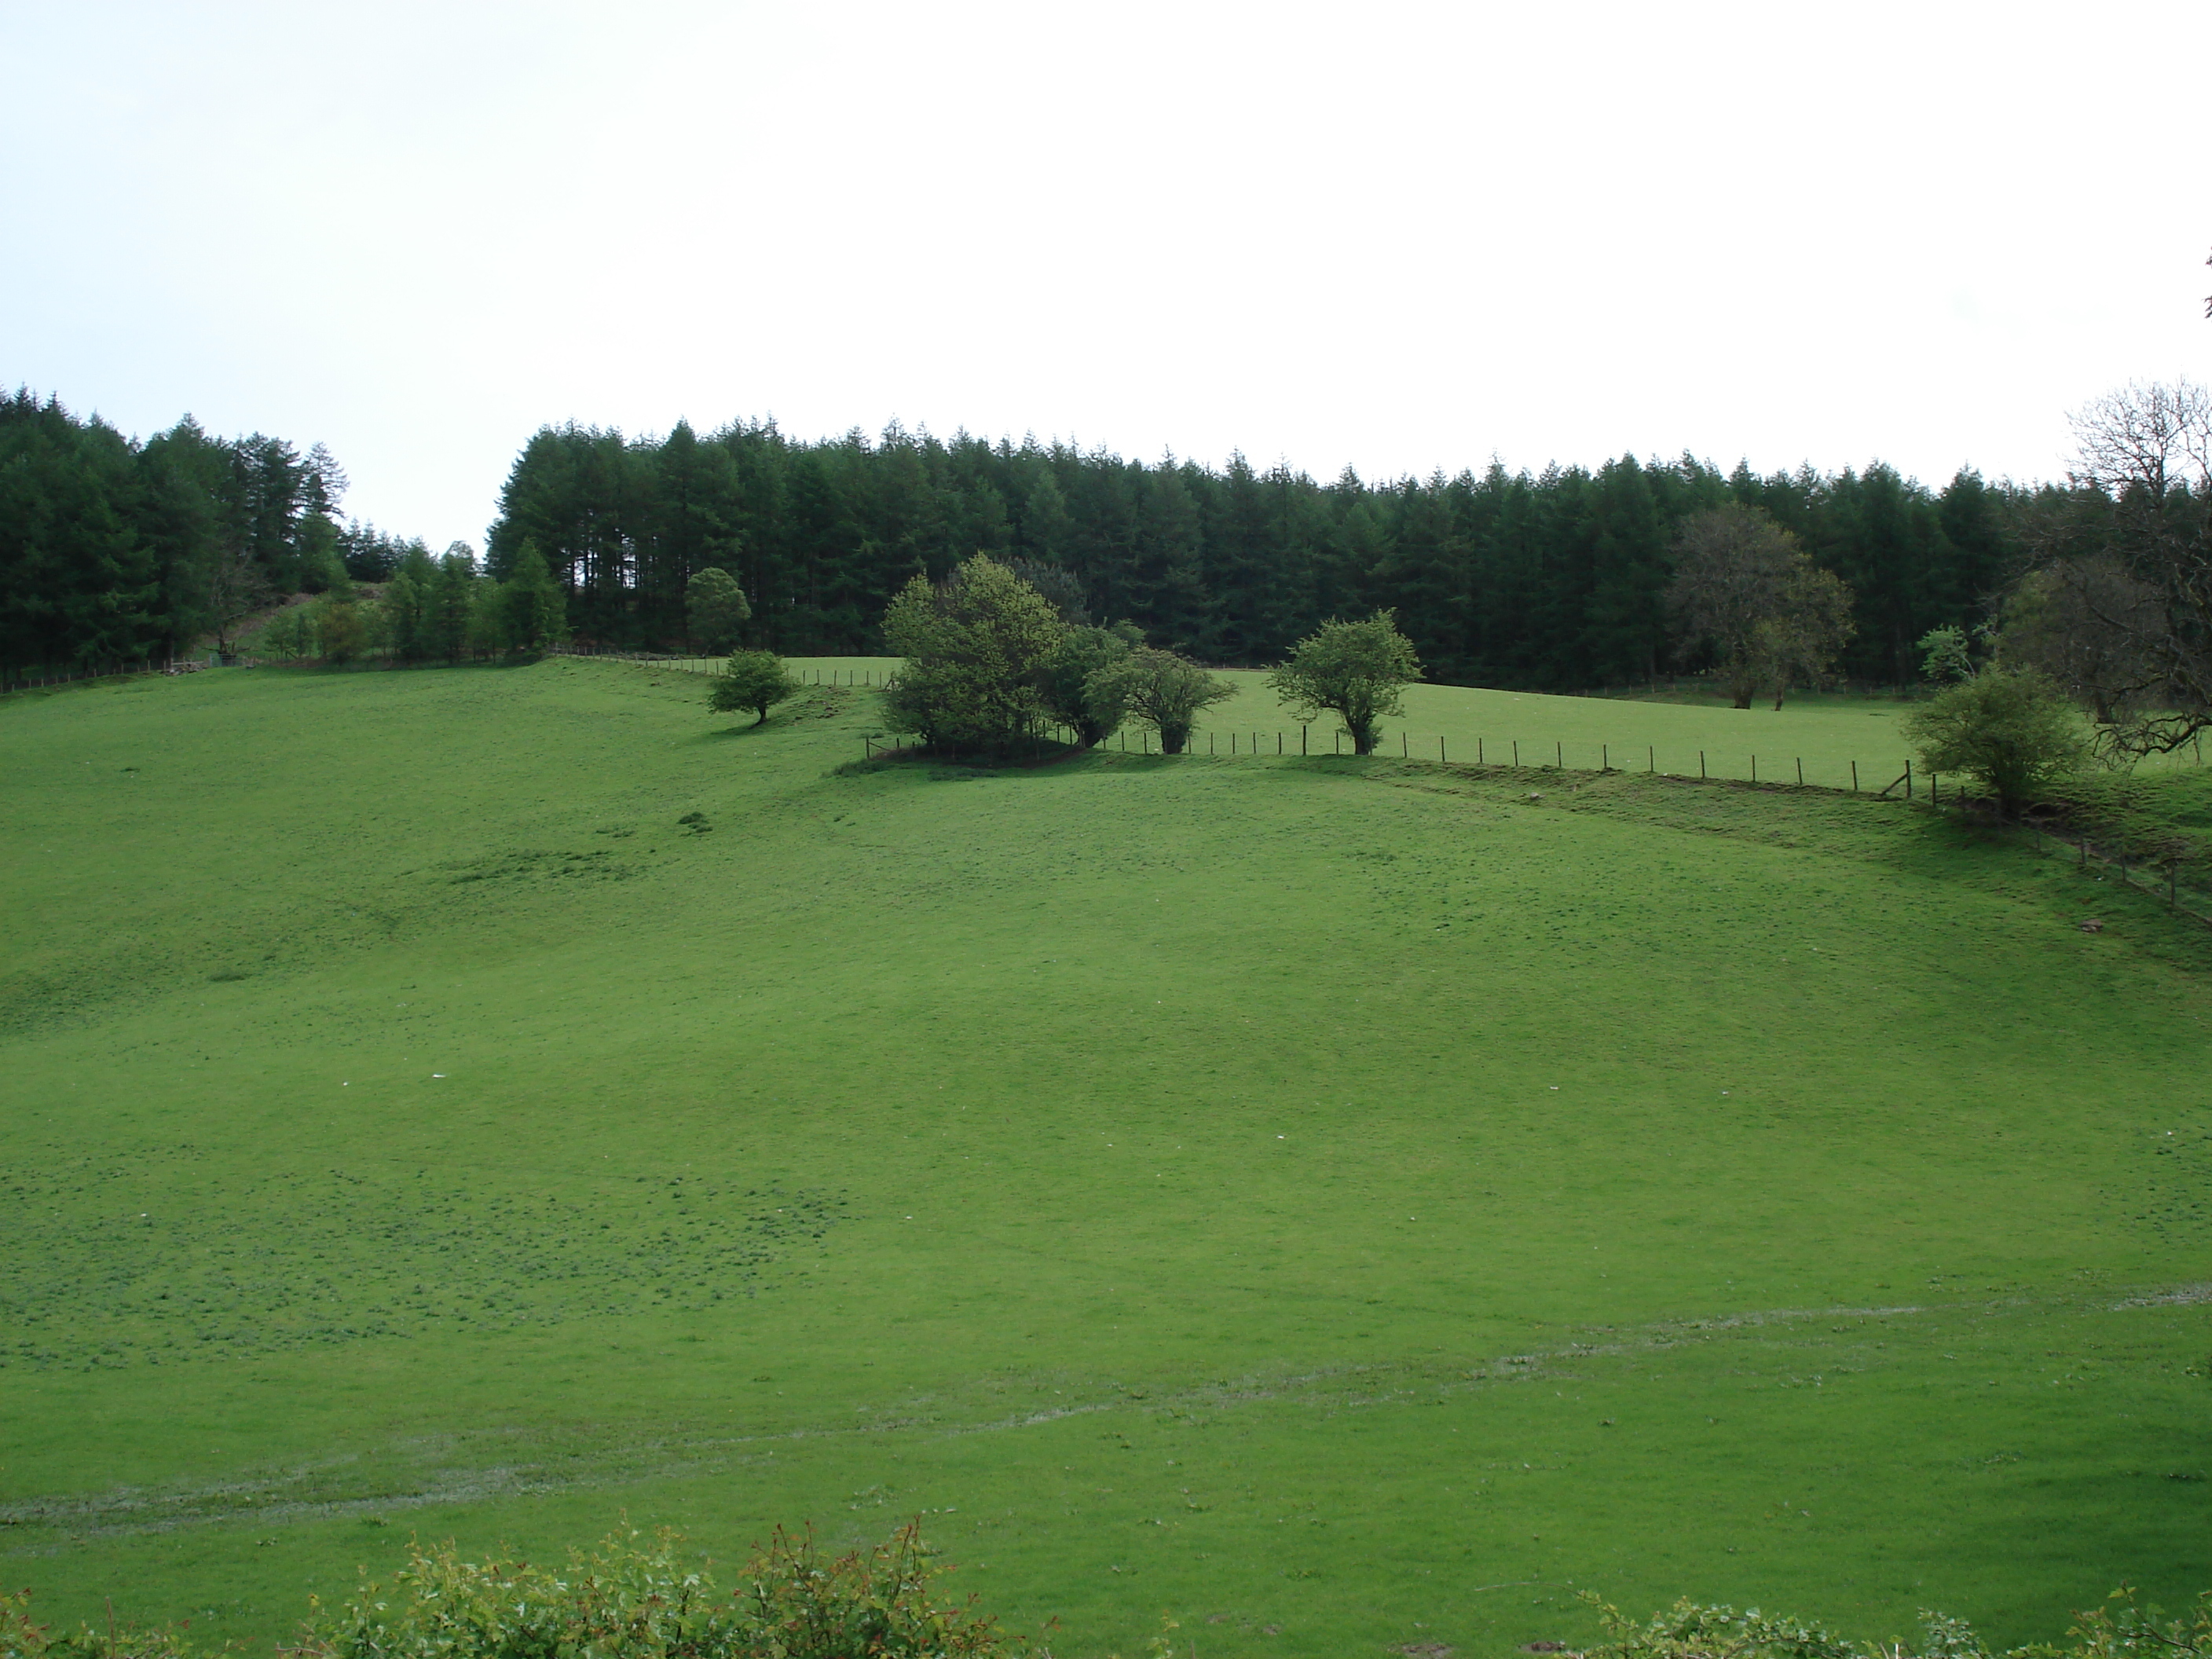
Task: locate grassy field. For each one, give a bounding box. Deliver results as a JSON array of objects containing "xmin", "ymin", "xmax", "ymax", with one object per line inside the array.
[{"xmin": 3, "ymin": 659, "xmax": 2210, "ymax": 1657}]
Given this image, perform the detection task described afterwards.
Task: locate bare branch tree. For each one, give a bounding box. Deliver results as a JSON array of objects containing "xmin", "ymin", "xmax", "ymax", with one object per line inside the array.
[
  {"xmin": 2065, "ymin": 378, "xmax": 2211, "ymax": 504},
  {"xmin": 2005, "ymin": 379, "xmax": 2212, "ymax": 754},
  {"xmin": 201, "ymin": 548, "xmax": 273, "ymax": 657},
  {"xmin": 1665, "ymin": 505, "xmax": 1854, "ymax": 709}
]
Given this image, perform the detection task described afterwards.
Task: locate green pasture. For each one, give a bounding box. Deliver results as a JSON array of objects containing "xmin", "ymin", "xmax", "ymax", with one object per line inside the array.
[{"xmin": 2, "ymin": 660, "xmax": 2210, "ymax": 1657}]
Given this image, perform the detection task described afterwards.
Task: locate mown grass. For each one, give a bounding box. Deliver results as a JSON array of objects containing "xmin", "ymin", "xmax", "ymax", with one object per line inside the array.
[{"xmin": 2, "ymin": 660, "xmax": 2209, "ymax": 1657}]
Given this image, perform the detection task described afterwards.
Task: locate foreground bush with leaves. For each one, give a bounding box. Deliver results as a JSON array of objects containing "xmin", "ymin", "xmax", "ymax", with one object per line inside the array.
[
  {"xmin": 1580, "ymin": 1584, "xmax": 2212, "ymax": 1659},
  {"xmin": 0, "ymin": 1524, "xmax": 1011, "ymax": 1659}
]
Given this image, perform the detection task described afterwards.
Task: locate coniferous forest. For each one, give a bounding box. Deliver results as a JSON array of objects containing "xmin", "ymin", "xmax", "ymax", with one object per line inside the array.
[
  {"xmin": 0, "ymin": 390, "xmax": 426, "ymax": 677},
  {"xmin": 5, "ymin": 387, "xmax": 2133, "ymax": 690},
  {"xmin": 485, "ymin": 419, "xmax": 2071, "ymax": 688}
]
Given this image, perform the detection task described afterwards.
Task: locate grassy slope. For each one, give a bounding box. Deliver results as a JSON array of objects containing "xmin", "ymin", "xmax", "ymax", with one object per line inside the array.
[{"xmin": 2, "ymin": 661, "xmax": 2209, "ymax": 1656}]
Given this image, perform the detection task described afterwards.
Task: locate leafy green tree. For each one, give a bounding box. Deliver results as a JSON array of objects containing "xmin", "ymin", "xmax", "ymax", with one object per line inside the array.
[
  {"xmin": 1916, "ymin": 624, "xmax": 1976, "ymax": 684},
  {"xmin": 687, "ymin": 566, "xmax": 753, "ymax": 650},
  {"xmin": 1900, "ymin": 667, "xmax": 2090, "ymax": 815},
  {"xmin": 500, "ymin": 540, "xmax": 568, "ymax": 653},
  {"xmin": 382, "ymin": 543, "xmax": 438, "ymax": 660},
  {"xmin": 1096, "ymin": 646, "xmax": 1236, "ymax": 754},
  {"xmin": 425, "ymin": 547, "xmax": 478, "ymax": 661},
  {"xmin": 708, "ymin": 649, "xmax": 801, "ymax": 725},
  {"xmin": 1265, "ymin": 610, "xmax": 1422, "ymax": 755},
  {"xmin": 881, "ymin": 555, "xmax": 1065, "ymax": 752},
  {"xmin": 1037, "ymin": 623, "xmax": 1139, "ymax": 745},
  {"xmin": 248, "ymin": 605, "xmax": 307, "ymax": 661},
  {"xmin": 467, "ymin": 580, "xmax": 511, "ymax": 657},
  {"xmin": 310, "ymin": 594, "xmax": 366, "ymax": 664}
]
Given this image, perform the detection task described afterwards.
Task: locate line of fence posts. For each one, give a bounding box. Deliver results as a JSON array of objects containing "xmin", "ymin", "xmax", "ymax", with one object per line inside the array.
[{"xmin": 851, "ymin": 723, "xmax": 1903, "ymax": 799}]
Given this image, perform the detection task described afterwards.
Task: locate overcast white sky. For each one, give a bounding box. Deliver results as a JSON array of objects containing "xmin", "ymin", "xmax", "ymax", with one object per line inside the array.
[{"xmin": 4, "ymin": 1, "xmax": 2207, "ymax": 550}]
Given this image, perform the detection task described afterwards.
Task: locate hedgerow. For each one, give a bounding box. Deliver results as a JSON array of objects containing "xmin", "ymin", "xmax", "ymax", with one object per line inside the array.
[
  {"xmin": 8, "ymin": 1527, "xmax": 2210, "ymax": 1659},
  {"xmin": 2, "ymin": 1525, "xmax": 1010, "ymax": 1659}
]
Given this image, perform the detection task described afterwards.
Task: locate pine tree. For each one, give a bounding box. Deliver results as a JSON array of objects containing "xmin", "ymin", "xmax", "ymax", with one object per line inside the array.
[{"xmin": 501, "ymin": 540, "xmax": 568, "ymax": 652}]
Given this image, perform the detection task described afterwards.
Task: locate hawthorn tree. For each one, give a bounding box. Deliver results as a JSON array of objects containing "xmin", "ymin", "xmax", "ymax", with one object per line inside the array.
[
  {"xmin": 1037, "ymin": 623, "xmax": 1140, "ymax": 746},
  {"xmin": 709, "ymin": 649, "xmax": 800, "ymax": 725},
  {"xmin": 1900, "ymin": 667, "xmax": 2089, "ymax": 815},
  {"xmin": 1097, "ymin": 646, "xmax": 1236, "ymax": 754},
  {"xmin": 1265, "ymin": 610, "xmax": 1421, "ymax": 755}
]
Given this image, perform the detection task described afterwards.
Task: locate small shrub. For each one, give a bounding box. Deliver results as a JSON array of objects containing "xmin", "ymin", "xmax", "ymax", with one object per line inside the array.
[{"xmin": 1580, "ymin": 1585, "xmax": 2212, "ymax": 1659}]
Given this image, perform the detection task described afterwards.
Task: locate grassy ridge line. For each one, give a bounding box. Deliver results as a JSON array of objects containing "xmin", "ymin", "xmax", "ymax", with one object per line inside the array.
[{"xmin": 4, "ymin": 657, "xmax": 2210, "ymax": 1654}]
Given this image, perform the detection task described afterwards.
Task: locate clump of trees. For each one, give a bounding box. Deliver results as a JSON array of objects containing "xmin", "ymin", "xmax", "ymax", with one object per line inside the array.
[
  {"xmin": 239, "ymin": 540, "xmax": 568, "ymax": 666},
  {"xmin": 1037, "ymin": 624, "xmax": 1144, "ymax": 746},
  {"xmin": 1265, "ymin": 611, "xmax": 1422, "ymax": 754},
  {"xmin": 881, "ymin": 555, "xmax": 1067, "ymax": 750},
  {"xmin": 1664, "ymin": 506, "xmax": 1855, "ymax": 709},
  {"xmin": 0, "ymin": 389, "xmax": 419, "ymax": 679},
  {"xmin": 873, "ymin": 555, "xmax": 1239, "ymax": 756},
  {"xmin": 1992, "ymin": 376, "xmax": 2212, "ymax": 756}
]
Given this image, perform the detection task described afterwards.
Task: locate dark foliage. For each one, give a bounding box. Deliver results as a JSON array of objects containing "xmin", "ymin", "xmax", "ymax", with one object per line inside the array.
[
  {"xmin": 486, "ymin": 422, "xmax": 2059, "ymax": 688},
  {"xmin": 0, "ymin": 389, "xmax": 379, "ymax": 677}
]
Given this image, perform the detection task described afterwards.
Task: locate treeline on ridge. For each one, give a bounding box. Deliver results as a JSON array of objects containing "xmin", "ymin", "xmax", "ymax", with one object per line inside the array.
[{"xmin": 485, "ymin": 417, "xmax": 2089, "ymax": 687}]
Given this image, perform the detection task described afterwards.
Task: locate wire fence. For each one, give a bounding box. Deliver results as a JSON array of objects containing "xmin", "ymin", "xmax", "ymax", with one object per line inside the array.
[
  {"xmin": 872, "ymin": 717, "xmax": 1948, "ymax": 800},
  {"xmin": 2, "ymin": 657, "xmax": 193, "ymax": 694}
]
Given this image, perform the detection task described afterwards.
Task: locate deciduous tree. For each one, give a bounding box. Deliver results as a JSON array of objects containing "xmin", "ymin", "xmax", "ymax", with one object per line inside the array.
[
  {"xmin": 1666, "ymin": 506, "xmax": 1854, "ymax": 709},
  {"xmin": 1097, "ymin": 646, "xmax": 1236, "ymax": 755},
  {"xmin": 709, "ymin": 649, "xmax": 800, "ymax": 725},
  {"xmin": 1036, "ymin": 624, "xmax": 1140, "ymax": 746},
  {"xmin": 1265, "ymin": 610, "xmax": 1421, "ymax": 755},
  {"xmin": 1900, "ymin": 667, "xmax": 2090, "ymax": 815},
  {"xmin": 500, "ymin": 540, "xmax": 568, "ymax": 654},
  {"xmin": 687, "ymin": 566, "xmax": 753, "ymax": 651}
]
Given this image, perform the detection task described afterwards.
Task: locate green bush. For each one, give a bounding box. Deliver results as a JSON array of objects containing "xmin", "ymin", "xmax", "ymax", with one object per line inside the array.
[
  {"xmin": 304, "ymin": 1523, "xmax": 1006, "ymax": 1659},
  {"xmin": 1899, "ymin": 666, "xmax": 2093, "ymax": 814}
]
